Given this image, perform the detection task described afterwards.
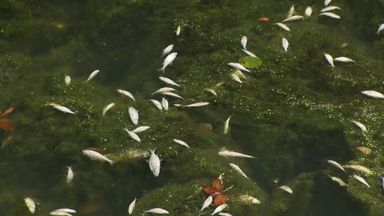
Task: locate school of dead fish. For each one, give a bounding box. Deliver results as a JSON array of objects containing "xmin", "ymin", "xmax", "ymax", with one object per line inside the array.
[{"xmin": 21, "ymin": 0, "xmax": 384, "ymax": 215}]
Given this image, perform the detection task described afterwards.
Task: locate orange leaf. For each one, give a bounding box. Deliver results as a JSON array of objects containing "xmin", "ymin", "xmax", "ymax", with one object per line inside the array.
[
  {"xmin": 211, "ymin": 178, "xmax": 222, "ymax": 190},
  {"xmin": 257, "ymin": 17, "xmax": 270, "ymax": 22},
  {"xmin": 213, "ymin": 194, "xmax": 228, "ymax": 206},
  {"xmin": 203, "ymin": 186, "xmax": 220, "ymax": 195},
  {"xmin": 0, "ymin": 118, "xmax": 14, "ymax": 131}
]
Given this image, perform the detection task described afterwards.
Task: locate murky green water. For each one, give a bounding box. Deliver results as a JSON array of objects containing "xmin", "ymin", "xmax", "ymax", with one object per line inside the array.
[{"xmin": 1, "ymin": 0, "xmax": 384, "ymax": 215}]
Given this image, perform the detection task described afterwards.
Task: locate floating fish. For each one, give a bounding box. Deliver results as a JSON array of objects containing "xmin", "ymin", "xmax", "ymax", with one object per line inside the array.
[
  {"xmin": 334, "ymin": 56, "xmax": 355, "ymax": 63},
  {"xmin": 275, "ymin": 22, "xmax": 290, "ymax": 32},
  {"xmin": 287, "ymin": 5, "xmax": 295, "ymax": 17},
  {"xmin": 324, "ymin": 52, "xmax": 335, "ymax": 67},
  {"xmin": 344, "ymin": 164, "xmax": 373, "ymax": 175},
  {"xmin": 159, "ymin": 76, "xmax": 180, "ymax": 87},
  {"xmin": 223, "ymin": 116, "xmax": 231, "ymax": 135},
  {"xmin": 132, "ymin": 126, "xmax": 150, "ymax": 133},
  {"xmin": 148, "ymin": 149, "xmax": 161, "ymax": 177},
  {"xmin": 205, "ymin": 88, "xmax": 218, "ymax": 96},
  {"xmin": 329, "ymin": 176, "xmax": 347, "ymax": 187},
  {"xmin": 50, "ymin": 208, "xmax": 76, "ymax": 214},
  {"xmin": 377, "ymin": 23, "xmax": 384, "ymax": 35},
  {"xmin": 227, "ymin": 63, "xmax": 251, "ymax": 73},
  {"xmin": 117, "ymin": 89, "xmax": 135, "ymax": 101},
  {"xmin": 278, "ymin": 185, "xmax": 293, "ymax": 194},
  {"xmin": 218, "ymin": 148, "xmax": 255, "ymax": 158},
  {"xmin": 128, "ymin": 198, "xmax": 136, "ymax": 215},
  {"xmin": 24, "ymin": 197, "xmax": 36, "ymax": 214},
  {"xmin": 66, "ymin": 166, "xmax": 74, "ymax": 184},
  {"xmin": 241, "ymin": 36, "xmax": 247, "ymax": 50},
  {"xmin": 124, "ymin": 128, "xmax": 141, "ymax": 142},
  {"xmin": 282, "ymin": 15, "xmax": 304, "ymax": 22},
  {"xmin": 102, "ymin": 103, "xmax": 115, "ymax": 116},
  {"xmin": 176, "ymin": 25, "xmax": 181, "ymax": 36},
  {"xmin": 145, "ymin": 208, "xmax": 169, "ymax": 214},
  {"xmin": 149, "ymin": 99, "xmax": 163, "ymax": 110},
  {"xmin": 327, "ymin": 159, "xmax": 345, "ymax": 172},
  {"xmin": 128, "ymin": 106, "xmax": 139, "ymax": 125},
  {"xmin": 160, "ymin": 91, "xmax": 184, "ymax": 99},
  {"xmin": 50, "ymin": 211, "xmax": 72, "ymax": 216},
  {"xmin": 48, "ymin": 103, "xmax": 76, "ymax": 115},
  {"xmin": 64, "ymin": 75, "xmax": 71, "ymax": 86},
  {"xmin": 82, "ymin": 149, "xmax": 114, "ymax": 165},
  {"xmin": 162, "ymin": 44, "xmax": 174, "ymax": 56},
  {"xmin": 356, "ymin": 146, "xmax": 372, "ymax": 156},
  {"xmin": 218, "ymin": 212, "xmax": 232, "ymax": 216},
  {"xmin": 239, "ymin": 194, "xmax": 260, "ymax": 205},
  {"xmin": 321, "ymin": 6, "xmax": 341, "ymax": 13},
  {"xmin": 200, "ymin": 196, "xmax": 213, "ymax": 211},
  {"xmin": 320, "ymin": 12, "xmax": 341, "ymax": 19},
  {"xmin": 282, "ymin": 37, "xmax": 289, "ymax": 52},
  {"xmin": 305, "ymin": 6, "xmax": 313, "ymax": 16},
  {"xmin": 353, "ymin": 175, "xmax": 370, "ymax": 188},
  {"xmin": 183, "ymin": 102, "xmax": 209, "ymax": 108},
  {"xmin": 173, "ymin": 139, "xmax": 190, "ymax": 148},
  {"xmin": 361, "ymin": 90, "xmax": 384, "ymax": 99},
  {"xmin": 324, "ymin": 0, "xmax": 332, "ymax": 6},
  {"xmin": 152, "ymin": 87, "xmax": 176, "ymax": 95},
  {"xmin": 86, "ymin": 69, "xmax": 100, "ymax": 82},
  {"xmin": 159, "ymin": 52, "xmax": 177, "ymax": 72},
  {"xmin": 351, "ymin": 120, "xmax": 367, "ymax": 132},
  {"xmin": 211, "ymin": 204, "xmax": 227, "ymax": 215},
  {"xmin": 242, "ymin": 49, "xmax": 257, "ymax": 57},
  {"xmin": 231, "ymin": 73, "xmax": 243, "ymax": 84},
  {"xmin": 161, "ymin": 97, "xmax": 169, "ymax": 111},
  {"xmin": 229, "ymin": 163, "xmax": 248, "ymax": 179}
]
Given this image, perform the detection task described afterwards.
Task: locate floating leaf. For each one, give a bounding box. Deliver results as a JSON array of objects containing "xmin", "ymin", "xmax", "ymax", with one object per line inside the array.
[{"xmin": 239, "ymin": 56, "xmax": 262, "ymax": 69}]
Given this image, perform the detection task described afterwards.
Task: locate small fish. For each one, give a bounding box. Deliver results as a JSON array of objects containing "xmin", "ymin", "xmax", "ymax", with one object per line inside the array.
[
  {"xmin": 159, "ymin": 52, "xmax": 177, "ymax": 72},
  {"xmin": 353, "ymin": 175, "xmax": 370, "ymax": 188},
  {"xmin": 218, "ymin": 148, "xmax": 255, "ymax": 158},
  {"xmin": 223, "ymin": 116, "xmax": 231, "ymax": 135},
  {"xmin": 183, "ymin": 102, "xmax": 209, "ymax": 108},
  {"xmin": 320, "ymin": 12, "xmax": 341, "ymax": 19},
  {"xmin": 205, "ymin": 88, "xmax": 218, "ymax": 96},
  {"xmin": 278, "ymin": 185, "xmax": 293, "ymax": 194},
  {"xmin": 242, "ymin": 49, "xmax": 257, "ymax": 57},
  {"xmin": 377, "ymin": 23, "xmax": 384, "ymax": 35},
  {"xmin": 124, "ymin": 128, "xmax": 141, "ymax": 142},
  {"xmin": 132, "ymin": 126, "xmax": 150, "ymax": 133},
  {"xmin": 329, "ymin": 176, "xmax": 347, "ymax": 187},
  {"xmin": 351, "ymin": 120, "xmax": 367, "ymax": 132},
  {"xmin": 148, "ymin": 149, "xmax": 161, "ymax": 177},
  {"xmin": 324, "ymin": 0, "xmax": 332, "ymax": 6},
  {"xmin": 48, "ymin": 103, "xmax": 76, "ymax": 115},
  {"xmin": 82, "ymin": 149, "xmax": 114, "ymax": 165},
  {"xmin": 102, "ymin": 103, "xmax": 115, "ymax": 116},
  {"xmin": 50, "ymin": 208, "xmax": 76, "ymax": 214},
  {"xmin": 200, "ymin": 196, "xmax": 213, "ymax": 211},
  {"xmin": 117, "ymin": 89, "xmax": 135, "ymax": 101},
  {"xmin": 229, "ymin": 163, "xmax": 249, "ymax": 179},
  {"xmin": 173, "ymin": 139, "xmax": 190, "ymax": 148},
  {"xmin": 50, "ymin": 211, "xmax": 72, "ymax": 216},
  {"xmin": 327, "ymin": 160, "xmax": 345, "ymax": 172},
  {"xmin": 334, "ymin": 56, "xmax": 355, "ymax": 63},
  {"xmin": 145, "ymin": 208, "xmax": 169, "ymax": 214},
  {"xmin": 231, "ymin": 73, "xmax": 243, "ymax": 84},
  {"xmin": 282, "ymin": 15, "xmax": 304, "ymax": 22},
  {"xmin": 218, "ymin": 212, "xmax": 232, "ymax": 216},
  {"xmin": 160, "ymin": 91, "xmax": 184, "ymax": 99},
  {"xmin": 152, "ymin": 87, "xmax": 176, "ymax": 95},
  {"xmin": 361, "ymin": 90, "xmax": 384, "ymax": 99},
  {"xmin": 275, "ymin": 22, "xmax": 290, "ymax": 32},
  {"xmin": 239, "ymin": 194, "xmax": 260, "ymax": 205},
  {"xmin": 282, "ymin": 37, "xmax": 289, "ymax": 52},
  {"xmin": 175, "ymin": 25, "xmax": 181, "ymax": 36},
  {"xmin": 380, "ymin": 177, "xmax": 384, "ymax": 191},
  {"xmin": 324, "ymin": 52, "xmax": 334, "ymax": 67},
  {"xmin": 64, "ymin": 75, "xmax": 71, "ymax": 86},
  {"xmin": 344, "ymin": 164, "xmax": 373, "ymax": 175},
  {"xmin": 305, "ymin": 6, "xmax": 313, "ymax": 16},
  {"xmin": 66, "ymin": 166, "xmax": 74, "ymax": 184},
  {"xmin": 159, "ymin": 76, "xmax": 180, "ymax": 87},
  {"xmin": 356, "ymin": 146, "xmax": 372, "ymax": 156},
  {"xmin": 128, "ymin": 198, "xmax": 136, "ymax": 215},
  {"xmin": 128, "ymin": 106, "xmax": 139, "ymax": 125},
  {"xmin": 24, "ymin": 197, "xmax": 36, "ymax": 214},
  {"xmin": 321, "ymin": 6, "xmax": 341, "ymax": 13},
  {"xmin": 161, "ymin": 97, "xmax": 169, "ymax": 111},
  {"xmin": 287, "ymin": 5, "xmax": 295, "ymax": 18},
  {"xmin": 86, "ymin": 69, "xmax": 100, "ymax": 82},
  {"xmin": 241, "ymin": 36, "xmax": 247, "ymax": 50},
  {"xmin": 162, "ymin": 44, "xmax": 174, "ymax": 56},
  {"xmin": 257, "ymin": 17, "xmax": 270, "ymax": 22},
  {"xmin": 149, "ymin": 99, "xmax": 163, "ymax": 110},
  {"xmin": 211, "ymin": 204, "xmax": 227, "ymax": 215},
  {"xmin": 227, "ymin": 63, "xmax": 251, "ymax": 73}
]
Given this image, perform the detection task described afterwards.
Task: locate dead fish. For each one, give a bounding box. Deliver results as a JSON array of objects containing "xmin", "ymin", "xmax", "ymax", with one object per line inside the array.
[
  {"xmin": 356, "ymin": 146, "xmax": 372, "ymax": 156},
  {"xmin": 320, "ymin": 12, "xmax": 341, "ymax": 19},
  {"xmin": 128, "ymin": 106, "xmax": 139, "ymax": 125},
  {"xmin": 149, "ymin": 99, "xmax": 163, "ymax": 110},
  {"xmin": 321, "ymin": 6, "xmax": 341, "ymax": 13},
  {"xmin": 102, "ymin": 103, "xmax": 115, "ymax": 116},
  {"xmin": 124, "ymin": 128, "xmax": 141, "ymax": 142},
  {"xmin": 50, "ymin": 211, "xmax": 72, "ymax": 216},
  {"xmin": 275, "ymin": 22, "xmax": 290, "ymax": 32},
  {"xmin": 324, "ymin": 0, "xmax": 332, "ymax": 6},
  {"xmin": 353, "ymin": 175, "xmax": 370, "ymax": 188},
  {"xmin": 327, "ymin": 160, "xmax": 345, "ymax": 172},
  {"xmin": 282, "ymin": 15, "xmax": 304, "ymax": 22},
  {"xmin": 48, "ymin": 103, "xmax": 76, "ymax": 115},
  {"xmin": 351, "ymin": 120, "xmax": 367, "ymax": 132},
  {"xmin": 24, "ymin": 197, "xmax": 36, "ymax": 214},
  {"xmin": 305, "ymin": 6, "xmax": 313, "ymax": 16},
  {"xmin": 86, "ymin": 69, "xmax": 100, "ymax": 82},
  {"xmin": 176, "ymin": 25, "xmax": 181, "ymax": 36},
  {"xmin": 334, "ymin": 56, "xmax": 355, "ymax": 63},
  {"xmin": 173, "ymin": 139, "xmax": 190, "ymax": 148},
  {"xmin": 278, "ymin": 185, "xmax": 293, "ymax": 194},
  {"xmin": 223, "ymin": 116, "xmax": 231, "ymax": 134},
  {"xmin": 241, "ymin": 36, "xmax": 247, "ymax": 50},
  {"xmin": 66, "ymin": 166, "xmax": 74, "ymax": 184},
  {"xmin": 117, "ymin": 89, "xmax": 135, "ymax": 101},
  {"xmin": 361, "ymin": 90, "xmax": 384, "ymax": 99},
  {"xmin": 132, "ymin": 126, "xmax": 150, "ymax": 133},
  {"xmin": 161, "ymin": 97, "xmax": 169, "ymax": 110},
  {"xmin": 183, "ymin": 102, "xmax": 209, "ymax": 108},
  {"xmin": 218, "ymin": 213, "xmax": 232, "ymax": 216},
  {"xmin": 239, "ymin": 194, "xmax": 260, "ymax": 205},
  {"xmin": 329, "ymin": 176, "xmax": 347, "ymax": 187},
  {"xmin": 145, "ymin": 208, "xmax": 169, "ymax": 214},
  {"xmin": 282, "ymin": 37, "xmax": 289, "ymax": 52},
  {"xmin": 128, "ymin": 198, "xmax": 136, "ymax": 215},
  {"xmin": 242, "ymin": 49, "xmax": 257, "ymax": 57},
  {"xmin": 227, "ymin": 63, "xmax": 251, "ymax": 73},
  {"xmin": 229, "ymin": 163, "xmax": 249, "ymax": 179},
  {"xmin": 162, "ymin": 44, "xmax": 174, "ymax": 56},
  {"xmin": 148, "ymin": 149, "xmax": 161, "ymax": 177},
  {"xmin": 50, "ymin": 208, "xmax": 77, "ymax": 214},
  {"xmin": 344, "ymin": 164, "xmax": 373, "ymax": 175},
  {"xmin": 231, "ymin": 73, "xmax": 243, "ymax": 84},
  {"xmin": 159, "ymin": 52, "xmax": 177, "ymax": 72},
  {"xmin": 64, "ymin": 75, "xmax": 71, "ymax": 86},
  {"xmin": 82, "ymin": 149, "xmax": 114, "ymax": 165},
  {"xmin": 200, "ymin": 196, "xmax": 213, "ymax": 211},
  {"xmin": 287, "ymin": 5, "xmax": 295, "ymax": 18},
  {"xmin": 160, "ymin": 91, "xmax": 184, "ymax": 99},
  {"xmin": 205, "ymin": 88, "xmax": 218, "ymax": 96},
  {"xmin": 218, "ymin": 148, "xmax": 255, "ymax": 158},
  {"xmin": 152, "ymin": 87, "xmax": 176, "ymax": 95},
  {"xmin": 159, "ymin": 76, "xmax": 180, "ymax": 87},
  {"xmin": 212, "ymin": 204, "xmax": 227, "ymax": 215},
  {"xmin": 324, "ymin": 52, "xmax": 335, "ymax": 67},
  {"xmin": 377, "ymin": 23, "xmax": 384, "ymax": 35}
]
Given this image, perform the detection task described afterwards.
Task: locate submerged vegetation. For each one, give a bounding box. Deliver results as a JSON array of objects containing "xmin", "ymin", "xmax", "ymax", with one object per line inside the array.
[{"xmin": 0, "ymin": 0, "xmax": 384, "ymax": 215}]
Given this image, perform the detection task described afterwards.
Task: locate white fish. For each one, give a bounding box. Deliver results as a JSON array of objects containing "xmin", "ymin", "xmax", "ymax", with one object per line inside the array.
[
  {"xmin": 161, "ymin": 97, "xmax": 169, "ymax": 110},
  {"xmin": 329, "ymin": 176, "xmax": 347, "ymax": 187},
  {"xmin": 102, "ymin": 102, "xmax": 115, "ymax": 116},
  {"xmin": 205, "ymin": 88, "xmax": 218, "ymax": 96},
  {"xmin": 351, "ymin": 120, "xmax": 367, "ymax": 132},
  {"xmin": 183, "ymin": 102, "xmax": 209, "ymax": 107},
  {"xmin": 82, "ymin": 149, "xmax": 114, "ymax": 165},
  {"xmin": 227, "ymin": 63, "xmax": 251, "ymax": 73},
  {"xmin": 334, "ymin": 56, "xmax": 355, "ymax": 63},
  {"xmin": 132, "ymin": 126, "xmax": 150, "ymax": 133},
  {"xmin": 145, "ymin": 208, "xmax": 169, "ymax": 214},
  {"xmin": 159, "ymin": 76, "xmax": 180, "ymax": 87},
  {"xmin": 173, "ymin": 139, "xmax": 190, "ymax": 148},
  {"xmin": 176, "ymin": 25, "xmax": 181, "ymax": 36},
  {"xmin": 200, "ymin": 196, "xmax": 213, "ymax": 211},
  {"xmin": 128, "ymin": 106, "xmax": 139, "ymax": 125},
  {"xmin": 239, "ymin": 194, "xmax": 260, "ymax": 204},
  {"xmin": 321, "ymin": 6, "xmax": 341, "ymax": 13},
  {"xmin": 218, "ymin": 149, "xmax": 255, "ymax": 158},
  {"xmin": 117, "ymin": 89, "xmax": 135, "ymax": 101},
  {"xmin": 377, "ymin": 23, "xmax": 384, "ymax": 35},
  {"xmin": 64, "ymin": 75, "xmax": 71, "ymax": 86},
  {"xmin": 278, "ymin": 185, "xmax": 293, "ymax": 194},
  {"xmin": 242, "ymin": 49, "xmax": 257, "ymax": 57},
  {"xmin": 353, "ymin": 175, "xmax": 370, "ymax": 188},
  {"xmin": 231, "ymin": 73, "xmax": 243, "ymax": 84},
  {"xmin": 275, "ymin": 22, "xmax": 290, "ymax": 32},
  {"xmin": 124, "ymin": 128, "xmax": 141, "ymax": 142},
  {"xmin": 50, "ymin": 211, "xmax": 72, "ymax": 216},
  {"xmin": 287, "ymin": 5, "xmax": 295, "ymax": 18},
  {"xmin": 160, "ymin": 91, "xmax": 184, "ymax": 99},
  {"xmin": 149, "ymin": 99, "xmax": 163, "ymax": 110},
  {"xmin": 324, "ymin": 52, "xmax": 334, "ymax": 67},
  {"xmin": 324, "ymin": 0, "xmax": 332, "ymax": 6},
  {"xmin": 51, "ymin": 208, "xmax": 76, "ymax": 214},
  {"xmin": 128, "ymin": 198, "xmax": 136, "ymax": 215},
  {"xmin": 24, "ymin": 197, "xmax": 36, "ymax": 214},
  {"xmin": 162, "ymin": 44, "xmax": 174, "ymax": 56},
  {"xmin": 361, "ymin": 90, "xmax": 384, "ymax": 99},
  {"xmin": 229, "ymin": 163, "xmax": 249, "ymax": 179},
  {"xmin": 327, "ymin": 160, "xmax": 345, "ymax": 172},
  {"xmin": 211, "ymin": 204, "xmax": 227, "ymax": 215},
  {"xmin": 282, "ymin": 15, "xmax": 304, "ymax": 22},
  {"xmin": 152, "ymin": 87, "xmax": 176, "ymax": 95},
  {"xmin": 148, "ymin": 149, "xmax": 161, "ymax": 177},
  {"xmin": 159, "ymin": 52, "xmax": 177, "ymax": 72},
  {"xmin": 66, "ymin": 166, "xmax": 74, "ymax": 184},
  {"xmin": 218, "ymin": 213, "xmax": 232, "ymax": 216},
  {"xmin": 49, "ymin": 103, "xmax": 76, "ymax": 115},
  {"xmin": 86, "ymin": 69, "xmax": 100, "ymax": 82},
  {"xmin": 305, "ymin": 6, "xmax": 313, "ymax": 16},
  {"xmin": 241, "ymin": 36, "xmax": 247, "ymax": 50},
  {"xmin": 223, "ymin": 116, "xmax": 231, "ymax": 134},
  {"xmin": 320, "ymin": 12, "xmax": 341, "ymax": 19},
  {"xmin": 282, "ymin": 37, "xmax": 289, "ymax": 52}
]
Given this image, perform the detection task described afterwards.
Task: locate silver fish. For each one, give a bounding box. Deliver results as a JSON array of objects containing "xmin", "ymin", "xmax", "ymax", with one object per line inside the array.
[
  {"xmin": 50, "ymin": 211, "xmax": 72, "ymax": 216},
  {"xmin": 320, "ymin": 12, "xmax": 341, "ymax": 19},
  {"xmin": 24, "ymin": 197, "xmax": 36, "ymax": 214},
  {"xmin": 124, "ymin": 128, "xmax": 141, "ymax": 142},
  {"xmin": 282, "ymin": 37, "xmax": 289, "ymax": 52},
  {"xmin": 377, "ymin": 23, "xmax": 384, "ymax": 35},
  {"xmin": 305, "ymin": 6, "xmax": 313, "ymax": 16},
  {"xmin": 278, "ymin": 185, "xmax": 293, "ymax": 194},
  {"xmin": 275, "ymin": 22, "xmax": 290, "ymax": 32},
  {"xmin": 211, "ymin": 204, "xmax": 227, "ymax": 215},
  {"xmin": 132, "ymin": 126, "xmax": 150, "ymax": 133},
  {"xmin": 148, "ymin": 149, "xmax": 161, "ymax": 177},
  {"xmin": 128, "ymin": 106, "xmax": 139, "ymax": 125},
  {"xmin": 149, "ymin": 99, "xmax": 163, "ymax": 110},
  {"xmin": 242, "ymin": 49, "xmax": 257, "ymax": 57},
  {"xmin": 229, "ymin": 163, "xmax": 249, "ymax": 179},
  {"xmin": 329, "ymin": 176, "xmax": 347, "ymax": 187},
  {"xmin": 50, "ymin": 208, "xmax": 76, "ymax": 214},
  {"xmin": 102, "ymin": 102, "xmax": 115, "ymax": 116},
  {"xmin": 49, "ymin": 103, "xmax": 76, "ymax": 115},
  {"xmin": 218, "ymin": 149, "xmax": 255, "ymax": 158},
  {"xmin": 176, "ymin": 25, "xmax": 181, "ymax": 36},
  {"xmin": 159, "ymin": 52, "xmax": 177, "ymax": 72},
  {"xmin": 128, "ymin": 198, "xmax": 136, "ymax": 215},
  {"xmin": 334, "ymin": 56, "xmax": 355, "ymax": 63},
  {"xmin": 287, "ymin": 5, "xmax": 295, "ymax": 18},
  {"xmin": 231, "ymin": 73, "xmax": 243, "ymax": 84},
  {"xmin": 241, "ymin": 36, "xmax": 247, "ymax": 50},
  {"xmin": 321, "ymin": 6, "xmax": 341, "ymax": 13},
  {"xmin": 159, "ymin": 76, "xmax": 180, "ymax": 87},
  {"xmin": 161, "ymin": 97, "xmax": 169, "ymax": 110},
  {"xmin": 351, "ymin": 120, "xmax": 367, "ymax": 132},
  {"xmin": 327, "ymin": 159, "xmax": 345, "ymax": 172},
  {"xmin": 183, "ymin": 102, "xmax": 209, "ymax": 108},
  {"xmin": 282, "ymin": 15, "xmax": 304, "ymax": 22},
  {"xmin": 200, "ymin": 196, "xmax": 213, "ymax": 211},
  {"xmin": 162, "ymin": 44, "xmax": 174, "ymax": 56},
  {"xmin": 64, "ymin": 75, "xmax": 71, "ymax": 86},
  {"xmin": 218, "ymin": 213, "xmax": 232, "ymax": 216},
  {"xmin": 173, "ymin": 139, "xmax": 190, "ymax": 148},
  {"xmin": 324, "ymin": 52, "xmax": 335, "ymax": 67},
  {"xmin": 145, "ymin": 208, "xmax": 169, "ymax": 214},
  {"xmin": 82, "ymin": 150, "xmax": 113, "ymax": 165},
  {"xmin": 152, "ymin": 87, "xmax": 175, "ymax": 95},
  {"xmin": 324, "ymin": 0, "xmax": 332, "ymax": 6},
  {"xmin": 239, "ymin": 194, "xmax": 260, "ymax": 205},
  {"xmin": 227, "ymin": 63, "xmax": 251, "ymax": 73},
  {"xmin": 205, "ymin": 88, "xmax": 218, "ymax": 96},
  {"xmin": 66, "ymin": 166, "xmax": 74, "ymax": 184},
  {"xmin": 160, "ymin": 91, "xmax": 184, "ymax": 99},
  {"xmin": 361, "ymin": 90, "xmax": 384, "ymax": 99},
  {"xmin": 353, "ymin": 175, "xmax": 370, "ymax": 188},
  {"xmin": 223, "ymin": 116, "xmax": 231, "ymax": 134},
  {"xmin": 86, "ymin": 69, "xmax": 100, "ymax": 82},
  {"xmin": 117, "ymin": 89, "xmax": 135, "ymax": 101}
]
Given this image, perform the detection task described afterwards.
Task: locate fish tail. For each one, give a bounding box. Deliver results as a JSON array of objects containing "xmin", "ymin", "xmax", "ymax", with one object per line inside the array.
[
  {"xmin": 158, "ymin": 67, "xmax": 165, "ymax": 72},
  {"xmin": 109, "ymin": 160, "xmax": 117, "ymax": 166}
]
